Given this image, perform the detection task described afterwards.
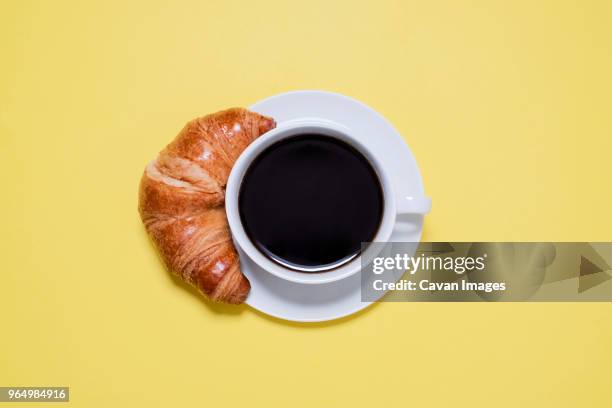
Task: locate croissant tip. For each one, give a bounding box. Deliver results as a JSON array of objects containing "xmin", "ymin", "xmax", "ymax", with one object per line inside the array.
[
  {"xmin": 212, "ymin": 289, "xmax": 249, "ymax": 305},
  {"xmin": 227, "ymin": 277, "xmax": 251, "ymax": 304},
  {"xmin": 259, "ymin": 116, "xmax": 276, "ymax": 134}
]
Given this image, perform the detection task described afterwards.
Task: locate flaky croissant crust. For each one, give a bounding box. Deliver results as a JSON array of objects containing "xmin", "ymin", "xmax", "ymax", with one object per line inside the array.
[{"xmin": 139, "ymin": 108, "xmax": 275, "ymax": 304}]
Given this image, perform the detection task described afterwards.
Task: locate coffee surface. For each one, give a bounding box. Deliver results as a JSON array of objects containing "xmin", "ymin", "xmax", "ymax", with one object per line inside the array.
[{"xmin": 239, "ymin": 134, "xmax": 383, "ymax": 271}]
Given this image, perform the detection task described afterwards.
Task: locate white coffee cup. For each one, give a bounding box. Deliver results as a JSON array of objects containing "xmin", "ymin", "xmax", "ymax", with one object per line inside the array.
[{"xmin": 225, "ymin": 119, "xmax": 431, "ymax": 284}]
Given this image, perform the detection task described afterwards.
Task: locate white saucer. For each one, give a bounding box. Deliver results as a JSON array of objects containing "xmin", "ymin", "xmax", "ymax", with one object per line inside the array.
[{"xmin": 242, "ymin": 90, "xmax": 427, "ymax": 322}]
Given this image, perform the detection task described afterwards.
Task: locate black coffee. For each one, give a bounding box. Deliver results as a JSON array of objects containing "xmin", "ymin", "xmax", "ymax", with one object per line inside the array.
[{"xmin": 238, "ymin": 134, "xmax": 383, "ymax": 271}]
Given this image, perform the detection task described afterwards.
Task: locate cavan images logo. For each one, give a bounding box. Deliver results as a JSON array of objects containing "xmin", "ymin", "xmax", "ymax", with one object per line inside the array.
[
  {"xmin": 361, "ymin": 242, "xmax": 612, "ymax": 302},
  {"xmin": 371, "ymin": 252, "xmax": 502, "ymax": 293}
]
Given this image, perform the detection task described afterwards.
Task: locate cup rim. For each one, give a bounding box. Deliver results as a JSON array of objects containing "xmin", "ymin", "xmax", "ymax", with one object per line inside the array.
[{"xmin": 225, "ymin": 119, "xmax": 397, "ymax": 284}]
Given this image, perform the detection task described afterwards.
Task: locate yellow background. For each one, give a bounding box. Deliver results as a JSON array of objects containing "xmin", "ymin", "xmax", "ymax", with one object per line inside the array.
[{"xmin": 2, "ymin": 0, "xmax": 611, "ymax": 407}]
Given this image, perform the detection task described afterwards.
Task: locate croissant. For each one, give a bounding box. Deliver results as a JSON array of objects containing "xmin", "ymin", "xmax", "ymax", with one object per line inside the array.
[{"xmin": 139, "ymin": 108, "xmax": 276, "ymax": 304}]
